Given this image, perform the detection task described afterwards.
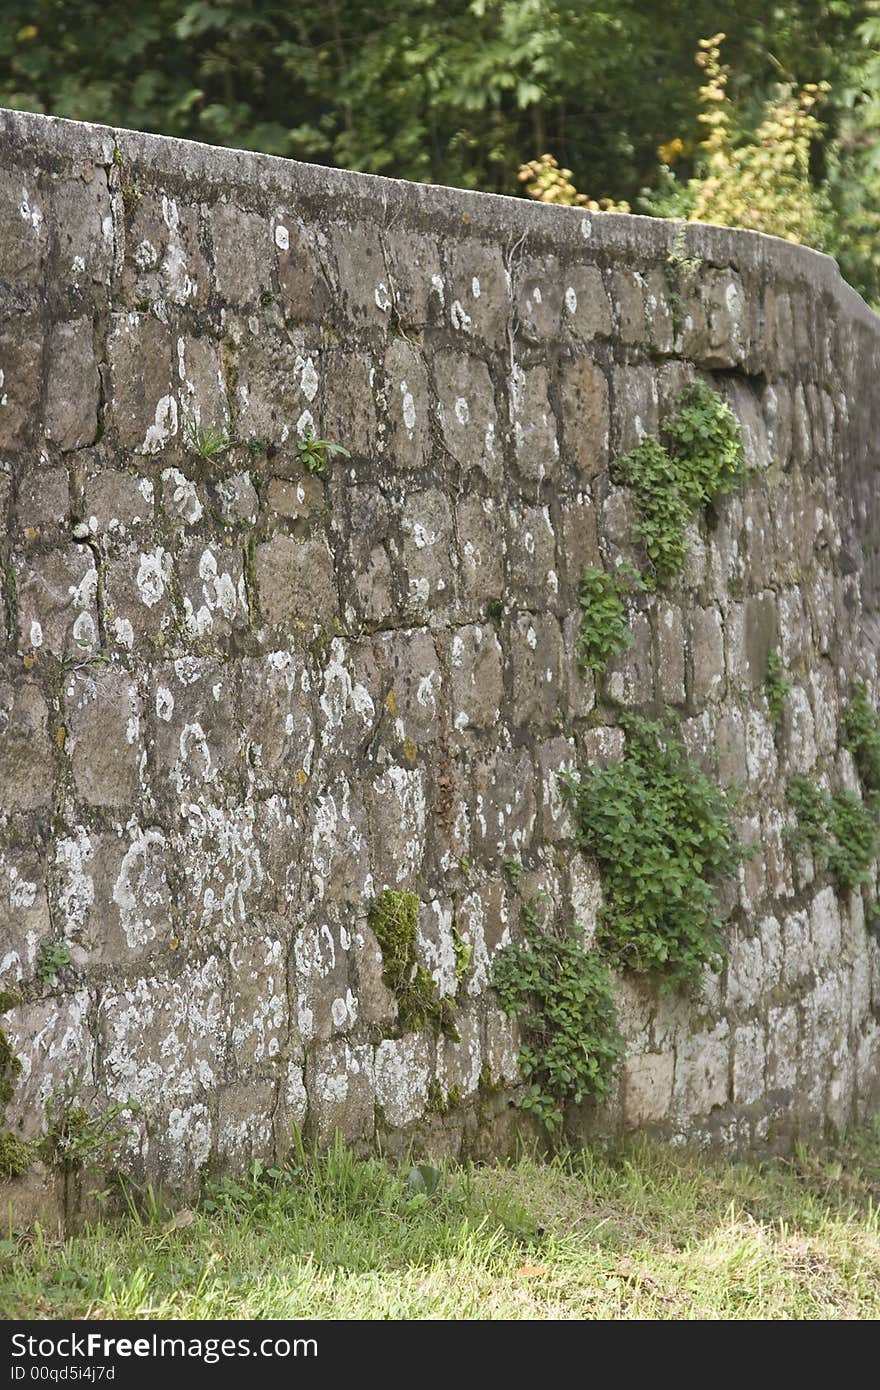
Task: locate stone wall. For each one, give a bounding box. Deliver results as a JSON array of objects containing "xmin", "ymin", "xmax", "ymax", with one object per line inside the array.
[{"xmin": 1, "ymin": 107, "xmax": 880, "ymax": 1199}]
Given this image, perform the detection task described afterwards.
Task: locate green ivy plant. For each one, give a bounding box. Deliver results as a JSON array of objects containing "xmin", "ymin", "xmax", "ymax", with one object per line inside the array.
[
  {"xmin": 612, "ymin": 382, "xmax": 746, "ymax": 589},
  {"xmin": 563, "ymin": 716, "xmax": 743, "ymax": 986},
  {"xmin": 297, "ymin": 424, "xmax": 351, "ymax": 476},
  {"xmin": 787, "ymin": 778, "xmax": 878, "ymax": 890},
  {"xmin": 492, "ymin": 895, "xmax": 622, "ymax": 1135},
  {"xmin": 765, "ymin": 651, "xmax": 791, "ymax": 725},
  {"xmin": 845, "ymin": 682, "xmax": 880, "ymax": 801},
  {"xmin": 576, "ymin": 564, "xmax": 640, "ymax": 674},
  {"xmin": 368, "ymin": 890, "xmax": 458, "ymax": 1038}
]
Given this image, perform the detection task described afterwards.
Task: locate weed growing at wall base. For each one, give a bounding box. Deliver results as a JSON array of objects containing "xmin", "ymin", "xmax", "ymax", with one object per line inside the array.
[
  {"xmin": 564, "ymin": 716, "xmax": 743, "ymax": 986},
  {"xmin": 492, "ymin": 896, "xmax": 622, "ymax": 1134}
]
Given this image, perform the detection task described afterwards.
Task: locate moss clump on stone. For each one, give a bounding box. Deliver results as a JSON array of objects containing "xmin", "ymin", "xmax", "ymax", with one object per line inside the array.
[
  {"xmin": 368, "ymin": 889, "xmax": 458, "ymax": 1039},
  {"xmin": 0, "ymin": 1027, "xmax": 22, "ymax": 1108},
  {"xmin": 0, "ymin": 1131, "xmax": 34, "ymax": 1180}
]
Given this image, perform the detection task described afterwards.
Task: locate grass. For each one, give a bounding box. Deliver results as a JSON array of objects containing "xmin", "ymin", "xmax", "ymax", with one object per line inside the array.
[{"xmin": 2, "ymin": 1125, "xmax": 880, "ymax": 1319}]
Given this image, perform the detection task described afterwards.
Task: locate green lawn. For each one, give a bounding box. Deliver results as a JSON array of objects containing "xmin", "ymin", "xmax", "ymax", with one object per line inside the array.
[{"xmin": 3, "ymin": 1125, "xmax": 880, "ymax": 1320}]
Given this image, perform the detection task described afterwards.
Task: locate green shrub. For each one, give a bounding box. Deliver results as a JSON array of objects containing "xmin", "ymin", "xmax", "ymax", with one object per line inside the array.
[
  {"xmin": 612, "ymin": 383, "xmax": 746, "ymax": 589},
  {"xmin": 564, "ymin": 716, "xmax": 742, "ymax": 986},
  {"xmin": 787, "ymin": 777, "xmax": 878, "ymax": 891},
  {"xmin": 662, "ymin": 380, "xmax": 745, "ymax": 505},
  {"xmin": 612, "ymin": 436, "xmax": 692, "ymax": 588},
  {"xmin": 845, "ymin": 682, "xmax": 880, "ymax": 799},
  {"xmin": 492, "ymin": 896, "xmax": 622, "ymax": 1135},
  {"xmin": 576, "ymin": 565, "xmax": 635, "ymax": 674}
]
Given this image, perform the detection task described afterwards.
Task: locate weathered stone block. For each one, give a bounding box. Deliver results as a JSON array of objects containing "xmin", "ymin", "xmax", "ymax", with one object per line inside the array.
[
  {"xmin": 151, "ymin": 658, "xmax": 240, "ymax": 799},
  {"xmin": 445, "ymin": 624, "xmax": 503, "ymax": 736},
  {"xmin": 0, "ymin": 677, "xmax": 54, "ymax": 813},
  {"xmin": 509, "ymin": 612, "xmax": 562, "ymax": 726},
  {"xmin": 107, "ymin": 312, "xmax": 175, "ymax": 453},
  {"xmin": 65, "ymin": 668, "xmax": 143, "ymax": 810},
  {"xmin": 44, "ymin": 318, "xmax": 99, "ymax": 451},
  {"xmin": 509, "ymin": 363, "xmax": 559, "ymax": 485},
  {"xmin": 53, "ymin": 823, "xmax": 171, "ymax": 965},
  {"xmin": 177, "ymin": 540, "xmax": 248, "ymax": 644},
  {"xmin": 306, "ymin": 1040, "xmax": 376, "ymax": 1145},
  {"xmin": 14, "ymin": 465, "xmax": 68, "ymax": 540},
  {"xmin": 383, "ymin": 338, "xmax": 430, "ymax": 471},
  {"xmin": 398, "ymin": 488, "xmax": 455, "ymax": 615},
  {"xmin": 623, "ymin": 1051, "xmax": 674, "ymax": 1127},
  {"xmin": 505, "ymin": 504, "xmax": 558, "ymax": 610},
  {"xmin": 211, "ymin": 203, "xmax": 273, "ymax": 306},
  {"xmin": 433, "ymin": 350, "xmax": 501, "ymax": 487},
  {"xmin": 16, "ymin": 545, "xmax": 98, "ymax": 659},
  {"xmin": 456, "ymin": 494, "xmax": 505, "ymax": 614},
  {"xmin": 447, "ymin": 240, "xmax": 509, "ymax": 347},
  {"xmin": 472, "ymin": 747, "xmax": 536, "ymax": 860},
  {"xmin": 0, "ymin": 319, "xmax": 43, "ymax": 450},
  {"xmin": 256, "ymin": 533, "xmax": 337, "ymax": 635},
  {"xmin": 0, "ymin": 847, "xmax": 50, "ymax": 981},
  {"xmin": 689, "ymin": 605, "xmax": 725, "ymax": 705},
  {"xmin": 0, "ymin": 172, "xmax": 47, "ymax": 285},
  {"xmin": 562, "ymin": 264, "xmax": 612, "ymax": 341},
  {"xmin": 558, "ymin": 355, "xmax": 609, "ymax": 480},
  {"xmin": 241, "ymin": 652, "xmax": 315, "ymax": 793},
  {"xmin": 375, "ymin": 1033, "xmax": 434, "ymax": 1127},
  {"xmin": 83, "ymin": 469, "xmax": 154, "ymax": 542},
  {"xmin": 127, "ymin": 193, "xmax": 208, "ymax": 306}
]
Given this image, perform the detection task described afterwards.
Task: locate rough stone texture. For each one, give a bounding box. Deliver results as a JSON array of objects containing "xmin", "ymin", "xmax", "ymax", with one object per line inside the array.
[{"xmin": 0, "ymin": 108, "xmax": 879, "ymax": 1202}]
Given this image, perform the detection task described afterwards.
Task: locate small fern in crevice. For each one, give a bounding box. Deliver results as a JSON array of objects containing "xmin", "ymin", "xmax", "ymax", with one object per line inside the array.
[
  {"xmin": 563, "ymin": 716, "xmax": 743, "ymax": 986},
  {"xmin": 492, "ymin": 895, "xmax": 622, "ymax": 1135},
  {"xmin": 765, "ymin": 651, "xmax": 790, "ymax": 725}
]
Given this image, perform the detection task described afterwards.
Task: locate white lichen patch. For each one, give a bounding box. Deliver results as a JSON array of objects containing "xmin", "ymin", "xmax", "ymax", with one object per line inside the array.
[
  {"xmin": 161, "ymin": 467, "xmax": 203, "ymax": 525},
  {"xmin": 109, "ymin": 826, "xmax": 167, "ymax": 950},
  {"xmin": 374, "ymin": 1034, "xmax": 432, "ymax": 1127},
  {"xmin": 141, "ymin": 394, "xmax": 179, "ymax": 454},
  {"xmin": 136, "ymin": 547, "xmax": 171, "ymax": 608}
]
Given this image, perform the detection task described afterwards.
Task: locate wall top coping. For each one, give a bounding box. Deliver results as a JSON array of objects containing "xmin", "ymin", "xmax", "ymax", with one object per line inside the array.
[{"xmin": 2, "ymin": 104, "xmax": 878, "ymax": 336}]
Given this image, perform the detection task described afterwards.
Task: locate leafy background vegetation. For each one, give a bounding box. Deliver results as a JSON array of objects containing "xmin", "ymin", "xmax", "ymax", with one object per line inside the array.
[{"xmin": 1, "ymin": 2, "xmax": 878, "ymax": 303}]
